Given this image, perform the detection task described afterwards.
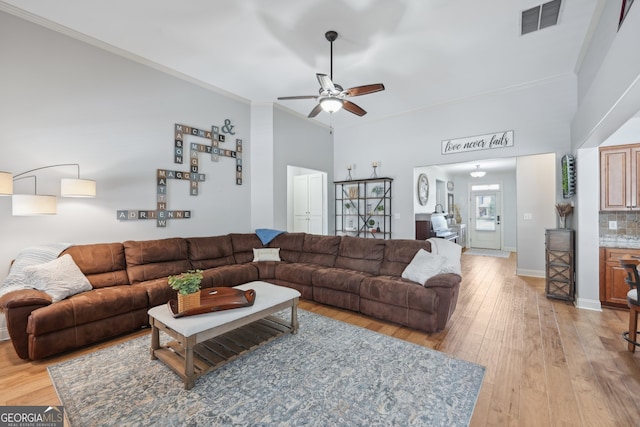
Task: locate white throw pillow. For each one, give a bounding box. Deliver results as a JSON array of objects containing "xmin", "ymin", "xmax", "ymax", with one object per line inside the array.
[
  {"xmin": 401, "ymin": 249, "xmax": 446, "ymax": 285},
  {"xmin": 253, "ymin": 248, "xmax": 281, "ymax": 262},
  {"xmin": 22, "ymin": 254, "xmax": 92, "ymax": 302}
]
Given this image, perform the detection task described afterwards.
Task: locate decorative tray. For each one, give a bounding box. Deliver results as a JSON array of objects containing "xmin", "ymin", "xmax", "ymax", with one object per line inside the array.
[{"xmin": 168, "ymin": 287, "xmax": 256, "ymax": 318}]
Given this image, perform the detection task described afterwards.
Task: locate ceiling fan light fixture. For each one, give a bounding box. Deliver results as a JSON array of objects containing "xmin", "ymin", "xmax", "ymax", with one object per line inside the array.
[
  {"xmin": 320, "ymin": 97, "xmax": 343, "ymax": 113},
  {"xmin": 470, "ymin": 165, "xmax": 486, "ymax": 178}
]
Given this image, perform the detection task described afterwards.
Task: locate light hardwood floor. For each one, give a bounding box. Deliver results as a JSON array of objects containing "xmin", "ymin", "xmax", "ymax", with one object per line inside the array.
[{"xmin": 1, "ymin": 252, "xmax": 639, "ymax": 426}]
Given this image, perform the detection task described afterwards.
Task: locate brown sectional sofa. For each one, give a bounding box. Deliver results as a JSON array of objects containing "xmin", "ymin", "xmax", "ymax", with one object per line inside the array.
[{"xmin": 0, "ymin": 233, "xmax": 461, "ymax": 360}]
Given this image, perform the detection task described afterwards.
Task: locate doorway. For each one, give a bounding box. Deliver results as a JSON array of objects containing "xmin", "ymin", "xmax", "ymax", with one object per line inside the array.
[{"xmin": 469, "ymin": 184, "xmax": 502, "ymax": 249}]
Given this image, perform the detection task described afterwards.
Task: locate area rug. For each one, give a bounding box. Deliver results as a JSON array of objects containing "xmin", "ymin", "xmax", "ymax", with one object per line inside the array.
[
  {"xmin": 463, "ymin": 248, "xmax": 511, "ymax": 258},
  {"xmin": 48, "ymin": 310, "xmax": 485, "ymax": 427}
]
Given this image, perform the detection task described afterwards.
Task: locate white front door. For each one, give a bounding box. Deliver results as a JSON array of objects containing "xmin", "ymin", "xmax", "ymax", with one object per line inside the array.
[{"xmin": 469, "ymin": 190, "xmax": 501, "ymax": 249}]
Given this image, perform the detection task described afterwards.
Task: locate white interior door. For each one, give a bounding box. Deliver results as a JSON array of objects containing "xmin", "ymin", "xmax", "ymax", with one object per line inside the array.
[
  {"xmin": 292, "ymin": 173, "xmax": 324, "ymax": 233},
  {"xmin": 470, "ymin": 190, "xmax": 501, "ymax": 249}
]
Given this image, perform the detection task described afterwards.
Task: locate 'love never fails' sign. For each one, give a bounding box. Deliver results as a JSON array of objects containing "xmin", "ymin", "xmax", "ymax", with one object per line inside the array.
[{"xmin": 441, "ymin": 130, "xmax": 513, "ymax": 155}]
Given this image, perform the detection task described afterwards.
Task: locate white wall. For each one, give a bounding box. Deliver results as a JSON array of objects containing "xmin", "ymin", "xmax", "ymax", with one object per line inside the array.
[
  {"xmin": 273, "ymin": 106, "xmax": 333, "ymax": 233},
  {"xmin": 516, "ymin": 153, "xmax": 557, "ymax": 276},
  {"xmin": 0, "ymin": 12, "xmax": 252, "ymax": 276}
]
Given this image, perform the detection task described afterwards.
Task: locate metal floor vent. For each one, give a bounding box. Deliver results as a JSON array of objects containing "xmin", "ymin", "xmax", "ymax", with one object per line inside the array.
[{"xmin": 522, "ymin": 0, "xmax": 562, "ymax": 35}]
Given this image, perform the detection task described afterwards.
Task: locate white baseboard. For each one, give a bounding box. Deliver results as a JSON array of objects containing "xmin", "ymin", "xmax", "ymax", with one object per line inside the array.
[
  {"xmin": 575, "ymin": 298, "xmax": 602, "ymax": 312},
  {"xmin": 503, "ymin": 246, "xmax": 516, "ymax": 252},
  {"xmin": 516, "ymin": 268, "xmax": 545, "ymax": 278}
]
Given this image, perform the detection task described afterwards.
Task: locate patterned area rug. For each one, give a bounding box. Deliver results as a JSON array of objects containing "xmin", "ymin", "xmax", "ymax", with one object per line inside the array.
[
  {"xmin": 463, "ymin": 248, "xmax": 511, "ymax": 258},
  {"xmin": 49, "ymin": 310, "xmax": 485, "ymax": 426}
]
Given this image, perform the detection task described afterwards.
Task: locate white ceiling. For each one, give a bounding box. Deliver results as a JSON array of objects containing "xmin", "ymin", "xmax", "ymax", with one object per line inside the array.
[{"xmin": 1, "ymin": 0, "xmax": 601, "ymax": 130}]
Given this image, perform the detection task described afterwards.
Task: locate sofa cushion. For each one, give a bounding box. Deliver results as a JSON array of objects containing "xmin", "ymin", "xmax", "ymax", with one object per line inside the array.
[
  {"xmin": 360, "ymin": 276, "xmax": 439, "ymax": 314},
  {"xmin": 334, "ymin": 236, "xmax": 385, "ymax": 275},
  {"xmin": 187, "ymin": 235, "xmax": 235, "ymax": 270},
  {"xmin": 299, "ymin": 234, "xmax": 341, "ymax": 267},
  {"xmin": 230, "ymin": 233, "xmax": 263, "ymax": 264},
  {"xmin": 206, "ymin": 264, "xmax": 260, "ymax": 288},
  {"xmin": 62, "ymin": 243, "xmax": 129, "ymax": 288},
  {"xmin": 379, "ymin": 240, "xmax": 432, "ymax": 277},
  {"xmin": 124, "ymin": 238, "xmax": 191, "ymax": 284},
  {"xmin": 23, "ymin": 254, "xmax": 92, "ymax": 303},
  {"xmin": 26, "ymin": 285, "xmax": 149, "ymax": 336},
  {"xmin": 275, "ymin": 262, "xmax": 321, "ymax": 287},
  {"xmin": 267, "ymin": 233, "xmax": 305, "ymax": 262},
  {"xmin": 253, "ymin": 248, "xmax": 281, "ymax": 262},
  {"xmin": 401, "ymin": 249, "xmax": 446, "ymax": 285},
  {"xmin": 312, "ymin": 267, "xmax": 369, "ymax": 294}
]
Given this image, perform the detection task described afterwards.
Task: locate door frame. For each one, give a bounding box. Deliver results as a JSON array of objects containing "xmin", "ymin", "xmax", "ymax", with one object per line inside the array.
[{"xmin": 468, "ymin": 180, "xmax": 504, "ymax": 250}]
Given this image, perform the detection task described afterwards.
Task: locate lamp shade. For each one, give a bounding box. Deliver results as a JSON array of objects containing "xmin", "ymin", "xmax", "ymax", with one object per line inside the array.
[
  {"xmin": 12, "ymin": 194, "xmax": 57, "ymax": 216},
  {"xmin": 0, "ymin": 171, "xmax": 12, "ymax": 195},
  {"xmin": 61, "ymin": 178, "xmax": 96, "ymax": 197},
  {"xmin": 320, "ymin": 97, "xmax": 343, "ymax": 113}
]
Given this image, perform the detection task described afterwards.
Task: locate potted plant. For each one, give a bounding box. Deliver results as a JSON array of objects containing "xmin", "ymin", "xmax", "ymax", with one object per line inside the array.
[
  {"xmin": 371, "ymin": 185, "xmax": 384, "ymax": 197},
  {"xmin": 168, "ymin": 269, "xmax": 203, "ymax": 312},
  {"xmin": 344, "ymin": 202, "xmax": 354, "ymax": 214}
]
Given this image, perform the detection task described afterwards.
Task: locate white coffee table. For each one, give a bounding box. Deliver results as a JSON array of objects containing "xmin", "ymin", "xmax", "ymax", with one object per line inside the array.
[{"xmin": 148, "ymin": 281, "xmax": 300, "ymax": 389}]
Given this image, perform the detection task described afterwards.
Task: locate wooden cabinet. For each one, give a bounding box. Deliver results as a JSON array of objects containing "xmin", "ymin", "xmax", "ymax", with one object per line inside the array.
[
  {"xmin": 545, "ymin": 229, "xmax": 575, "ymax": 301},
  {"xmin": 335, "ymin": 177, "xmax": 392, "ymax": 239},
  {"xmin": 599, "ymin": 247, "xmax": 639, "ymax": 308},
  {"xmin": 600, "ymin": 144, "xmax": 640, "ymax": 211}
]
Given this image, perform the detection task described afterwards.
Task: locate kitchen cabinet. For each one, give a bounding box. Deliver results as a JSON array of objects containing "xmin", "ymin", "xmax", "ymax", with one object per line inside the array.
[
  {"xmin": 545, "ymin": 229, "xmax": 575, "ymax": 301},
  {"xmin": 600, "ymin": 247, "xmax": 639, "ymax": 308},
  {"xmin": 600, "ymin": 144, "xmax": 640, "ymax": 211}
]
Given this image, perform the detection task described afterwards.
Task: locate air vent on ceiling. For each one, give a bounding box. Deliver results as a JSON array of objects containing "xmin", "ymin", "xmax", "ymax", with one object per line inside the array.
[{"xmin": 521, "ymin": 0, "xmax": 561, "ymax": 35}]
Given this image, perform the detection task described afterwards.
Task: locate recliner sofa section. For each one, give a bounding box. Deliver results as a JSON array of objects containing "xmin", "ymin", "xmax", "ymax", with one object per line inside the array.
[{"xmin": 0, "ymin": 233, "xmax": 461, "ymax": 360}]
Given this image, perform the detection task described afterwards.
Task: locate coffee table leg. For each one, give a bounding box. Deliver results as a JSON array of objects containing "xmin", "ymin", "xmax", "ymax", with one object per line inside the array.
[
  {"xmin": 184, "ymin": 335, "xmax": 196, "ymax": 390},
  {"xmin": 150, "ymin": 318, "xmax": 159, "ymax": 360},
  {"xmin": 291, "ymin": 298, "xmax": 299, "ymax": 334}
]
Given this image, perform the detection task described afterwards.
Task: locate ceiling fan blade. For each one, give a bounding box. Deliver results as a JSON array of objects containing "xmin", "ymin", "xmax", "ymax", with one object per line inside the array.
[
  {"xmin": 344, "ymin": 83, "xmax": 385, "ymax": 97},
  {"xmin": 308, "ymin": 104, "xmax": 324, "ymax": 118},
  {"xmin": 277, "ymin": 95, "xmax": 318, "ymax": 100},
  {"xmin": 316, "ymin": 74, "xmax": 335, "ymax": 91},
  {"xmin": 342, "ymin": 100, "xmax": 367, "ymax": 116}
]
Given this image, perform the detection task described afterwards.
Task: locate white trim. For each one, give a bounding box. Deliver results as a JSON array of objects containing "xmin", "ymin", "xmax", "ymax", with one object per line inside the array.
[
  {"xmin": 575, "ymin": 298, "xmax": 602, "ymax": 312},
  {"xmin": 516, "ymin": 268, "xmax": 545, "ymax": 278}
]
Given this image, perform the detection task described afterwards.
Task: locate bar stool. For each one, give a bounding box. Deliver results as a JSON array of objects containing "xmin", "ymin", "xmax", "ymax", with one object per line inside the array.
[{"xmin": 618, "ymin": 256, "xmax": 640, "ymax": 352}]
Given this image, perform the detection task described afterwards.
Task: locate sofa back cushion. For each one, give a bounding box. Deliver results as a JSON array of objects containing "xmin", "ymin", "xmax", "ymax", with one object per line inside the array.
[
  {"xmin": 230, "ymin": 233, "xmax": 264, "ymax": 264},
  {"xmin": 187, "ymin": 236, "xmax": 235, "ymax": 270},
  {"xmin": 61, "ymin": 243, "xmax": 129, "ymax": 288},
  {"xmin": 124, "ymin": 238, "xmax": 191, "ymax": 284},
  {"xmin": 334, "ymin": 236, "xmax": 385, "ymax": 275},
  {"xmin": 299, "ymin": 234, "xmax": 341, "ymax": 267},
  {"xmin": 380, "ymin": 239, "xmax": 432, "ymax": 277},
  {"xmin": 267, "ymin": 233, "xmax": 305, "ymax": 262}
]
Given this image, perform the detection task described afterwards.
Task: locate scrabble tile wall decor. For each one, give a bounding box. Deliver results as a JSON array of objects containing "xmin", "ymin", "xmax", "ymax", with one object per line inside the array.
[{"xmin": 117, "ymin": 122, "xmax": 243, "ymax": 227}]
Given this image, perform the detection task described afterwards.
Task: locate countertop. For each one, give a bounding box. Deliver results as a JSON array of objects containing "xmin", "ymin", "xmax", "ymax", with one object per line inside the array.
[{"xmin": 599, "ymin": 235, "xmax": 640, "ymax": 249}]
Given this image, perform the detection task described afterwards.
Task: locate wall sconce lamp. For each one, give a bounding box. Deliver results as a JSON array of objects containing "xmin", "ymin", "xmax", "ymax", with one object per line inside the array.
[
  {"xmin": 1, "ymin": 164, "xmax": 96, "ymax": 216},
  {"xmin": 470, "ymin": 165, "xmax": 486, "ymax": 178}
]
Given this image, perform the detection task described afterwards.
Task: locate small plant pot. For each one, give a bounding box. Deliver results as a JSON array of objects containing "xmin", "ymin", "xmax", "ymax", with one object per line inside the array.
[{"xmin": 178, "ymin": 291, "xmax": 201, "ymax": 312}]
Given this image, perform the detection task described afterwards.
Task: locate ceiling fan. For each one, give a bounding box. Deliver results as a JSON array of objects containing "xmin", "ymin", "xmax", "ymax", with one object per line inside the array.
[{"xmin": 277, "ymin": 30, "xmax": 385, "ymax": 118}]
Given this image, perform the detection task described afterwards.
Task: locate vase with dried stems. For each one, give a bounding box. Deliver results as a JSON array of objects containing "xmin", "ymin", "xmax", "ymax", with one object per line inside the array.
[{"xmin": 555, "ymin": 203, "xmax": 573, "ymax": 229}]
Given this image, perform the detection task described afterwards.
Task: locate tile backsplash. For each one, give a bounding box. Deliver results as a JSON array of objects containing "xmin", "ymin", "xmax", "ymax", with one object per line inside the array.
[{"xmin": 599, "ymin": 211, "xmax": 640, "ymax": 237}]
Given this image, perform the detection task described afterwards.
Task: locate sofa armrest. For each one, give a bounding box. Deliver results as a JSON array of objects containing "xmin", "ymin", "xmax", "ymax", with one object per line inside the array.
[
  {"xmin": 0, "ymin": 289, "xmax": 52, "ymax": 360},
  {"xmin": 423, "ymin": 273, "xmax": 461, "ymax": 289}
]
